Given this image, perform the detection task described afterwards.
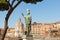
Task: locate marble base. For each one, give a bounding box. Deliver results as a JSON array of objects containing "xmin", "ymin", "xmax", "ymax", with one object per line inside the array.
[{"xmin": 23, "ymin": 35, "xmax": 33, "ymax": 40}]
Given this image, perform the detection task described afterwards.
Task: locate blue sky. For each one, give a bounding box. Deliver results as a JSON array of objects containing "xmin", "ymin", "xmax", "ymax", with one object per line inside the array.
[{"xmin": 0, "ymin": 0, "xmax": 60, "ymax": 28}]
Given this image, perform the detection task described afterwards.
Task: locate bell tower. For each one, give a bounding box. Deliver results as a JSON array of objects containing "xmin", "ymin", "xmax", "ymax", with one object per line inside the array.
[{"xmin": 15, "ymin": 18, "xmax": 24, "ymax": 37}]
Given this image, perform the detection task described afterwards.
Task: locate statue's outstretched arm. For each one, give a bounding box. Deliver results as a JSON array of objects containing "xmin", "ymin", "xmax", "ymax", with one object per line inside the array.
[
  {"xmin": 22, "ymin": 13, "xmax": 26, "ymax": 19},
  {"xmin": 22, "ymin": 13, "xmax": 24, "ymax": 17}
]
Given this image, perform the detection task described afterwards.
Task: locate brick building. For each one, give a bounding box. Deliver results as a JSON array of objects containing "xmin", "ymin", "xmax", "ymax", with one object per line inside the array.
[{"xmin": 0, "ymin": 19, "xmax": 60, "ymax": 39}]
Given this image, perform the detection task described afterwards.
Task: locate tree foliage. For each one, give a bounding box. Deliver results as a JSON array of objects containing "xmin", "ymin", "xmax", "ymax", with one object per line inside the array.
[
  {"xmin": 0, "ymin": 0, "xmax": 9, "ymax": 11},
  {"xmin": 23, "ymin": 0, "xmax": 43, "ymax": 4},
  {"xmin": 0, "ymin": 0, "xmax": 43, "ymax": 11}
]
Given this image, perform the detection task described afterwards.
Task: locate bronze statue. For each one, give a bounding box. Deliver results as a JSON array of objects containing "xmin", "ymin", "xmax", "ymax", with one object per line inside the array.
[{"xmin": 22, "ymin": 9, "xmax": 32, "ymax": 36}]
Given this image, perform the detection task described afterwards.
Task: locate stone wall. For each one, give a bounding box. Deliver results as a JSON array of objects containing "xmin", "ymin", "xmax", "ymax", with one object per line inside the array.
[
  {"xmin": 0, "ymin": 36, "xmax": 22, "ymax": 40},
  {"xmin": 33, "ymin": 37, "xmax": 60, "ymax": 40},
  {"xmin": 4, "ymin": 37, "xmax": 23, "ymax": 40}
]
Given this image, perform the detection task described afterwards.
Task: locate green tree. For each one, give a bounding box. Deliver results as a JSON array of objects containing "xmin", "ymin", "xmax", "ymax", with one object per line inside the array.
[{"xmin": 0, "ymin": 0, "xmax": 43, "ymax": 40}]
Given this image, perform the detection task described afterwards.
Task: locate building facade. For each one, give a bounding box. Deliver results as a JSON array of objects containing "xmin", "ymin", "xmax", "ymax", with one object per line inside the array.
[{"xmin": 0, "ymin": 19, "xmax": 60, "ymax": 38}]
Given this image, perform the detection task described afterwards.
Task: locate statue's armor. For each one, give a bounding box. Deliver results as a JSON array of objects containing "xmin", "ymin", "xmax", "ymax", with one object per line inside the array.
[{"xmin": 24, "ymin": 15, "xmax": 31, "ymax": 25}]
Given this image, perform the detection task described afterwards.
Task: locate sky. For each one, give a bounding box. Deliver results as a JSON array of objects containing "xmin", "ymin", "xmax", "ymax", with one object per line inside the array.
[{"xmin": 0, "ymin": 0, "xmax": 60, "ymax": 28}]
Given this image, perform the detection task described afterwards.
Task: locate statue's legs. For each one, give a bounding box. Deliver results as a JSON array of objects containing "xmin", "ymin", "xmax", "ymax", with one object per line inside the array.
[
  {"xmin": 28, "ymin": 25, "xmax": 31, "ymax": 35},
  {"xmin": 26, "ymin": 24, "xmax": 31, "ymax": 36},
  {"xmin": 26, "ymin": 24, "xmax": 28, "ymax": 35}
]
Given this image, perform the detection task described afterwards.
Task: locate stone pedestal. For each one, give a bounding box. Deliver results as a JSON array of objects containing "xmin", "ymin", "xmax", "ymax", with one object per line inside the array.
[{"xmin": 23, "ymin": 35, "xmax": 33, "ymax": 40}]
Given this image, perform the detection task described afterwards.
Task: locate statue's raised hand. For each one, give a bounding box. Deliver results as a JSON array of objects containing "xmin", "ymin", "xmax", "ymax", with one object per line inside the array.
[{"xmin": 22, "ymin": 13, "xmax": 24, "ymax": 17}]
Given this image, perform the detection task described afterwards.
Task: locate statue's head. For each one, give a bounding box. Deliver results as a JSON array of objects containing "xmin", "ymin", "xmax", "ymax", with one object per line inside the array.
[{"xmin": 27, "ymin": 9, "xmax": 30, "ymax": 15}]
